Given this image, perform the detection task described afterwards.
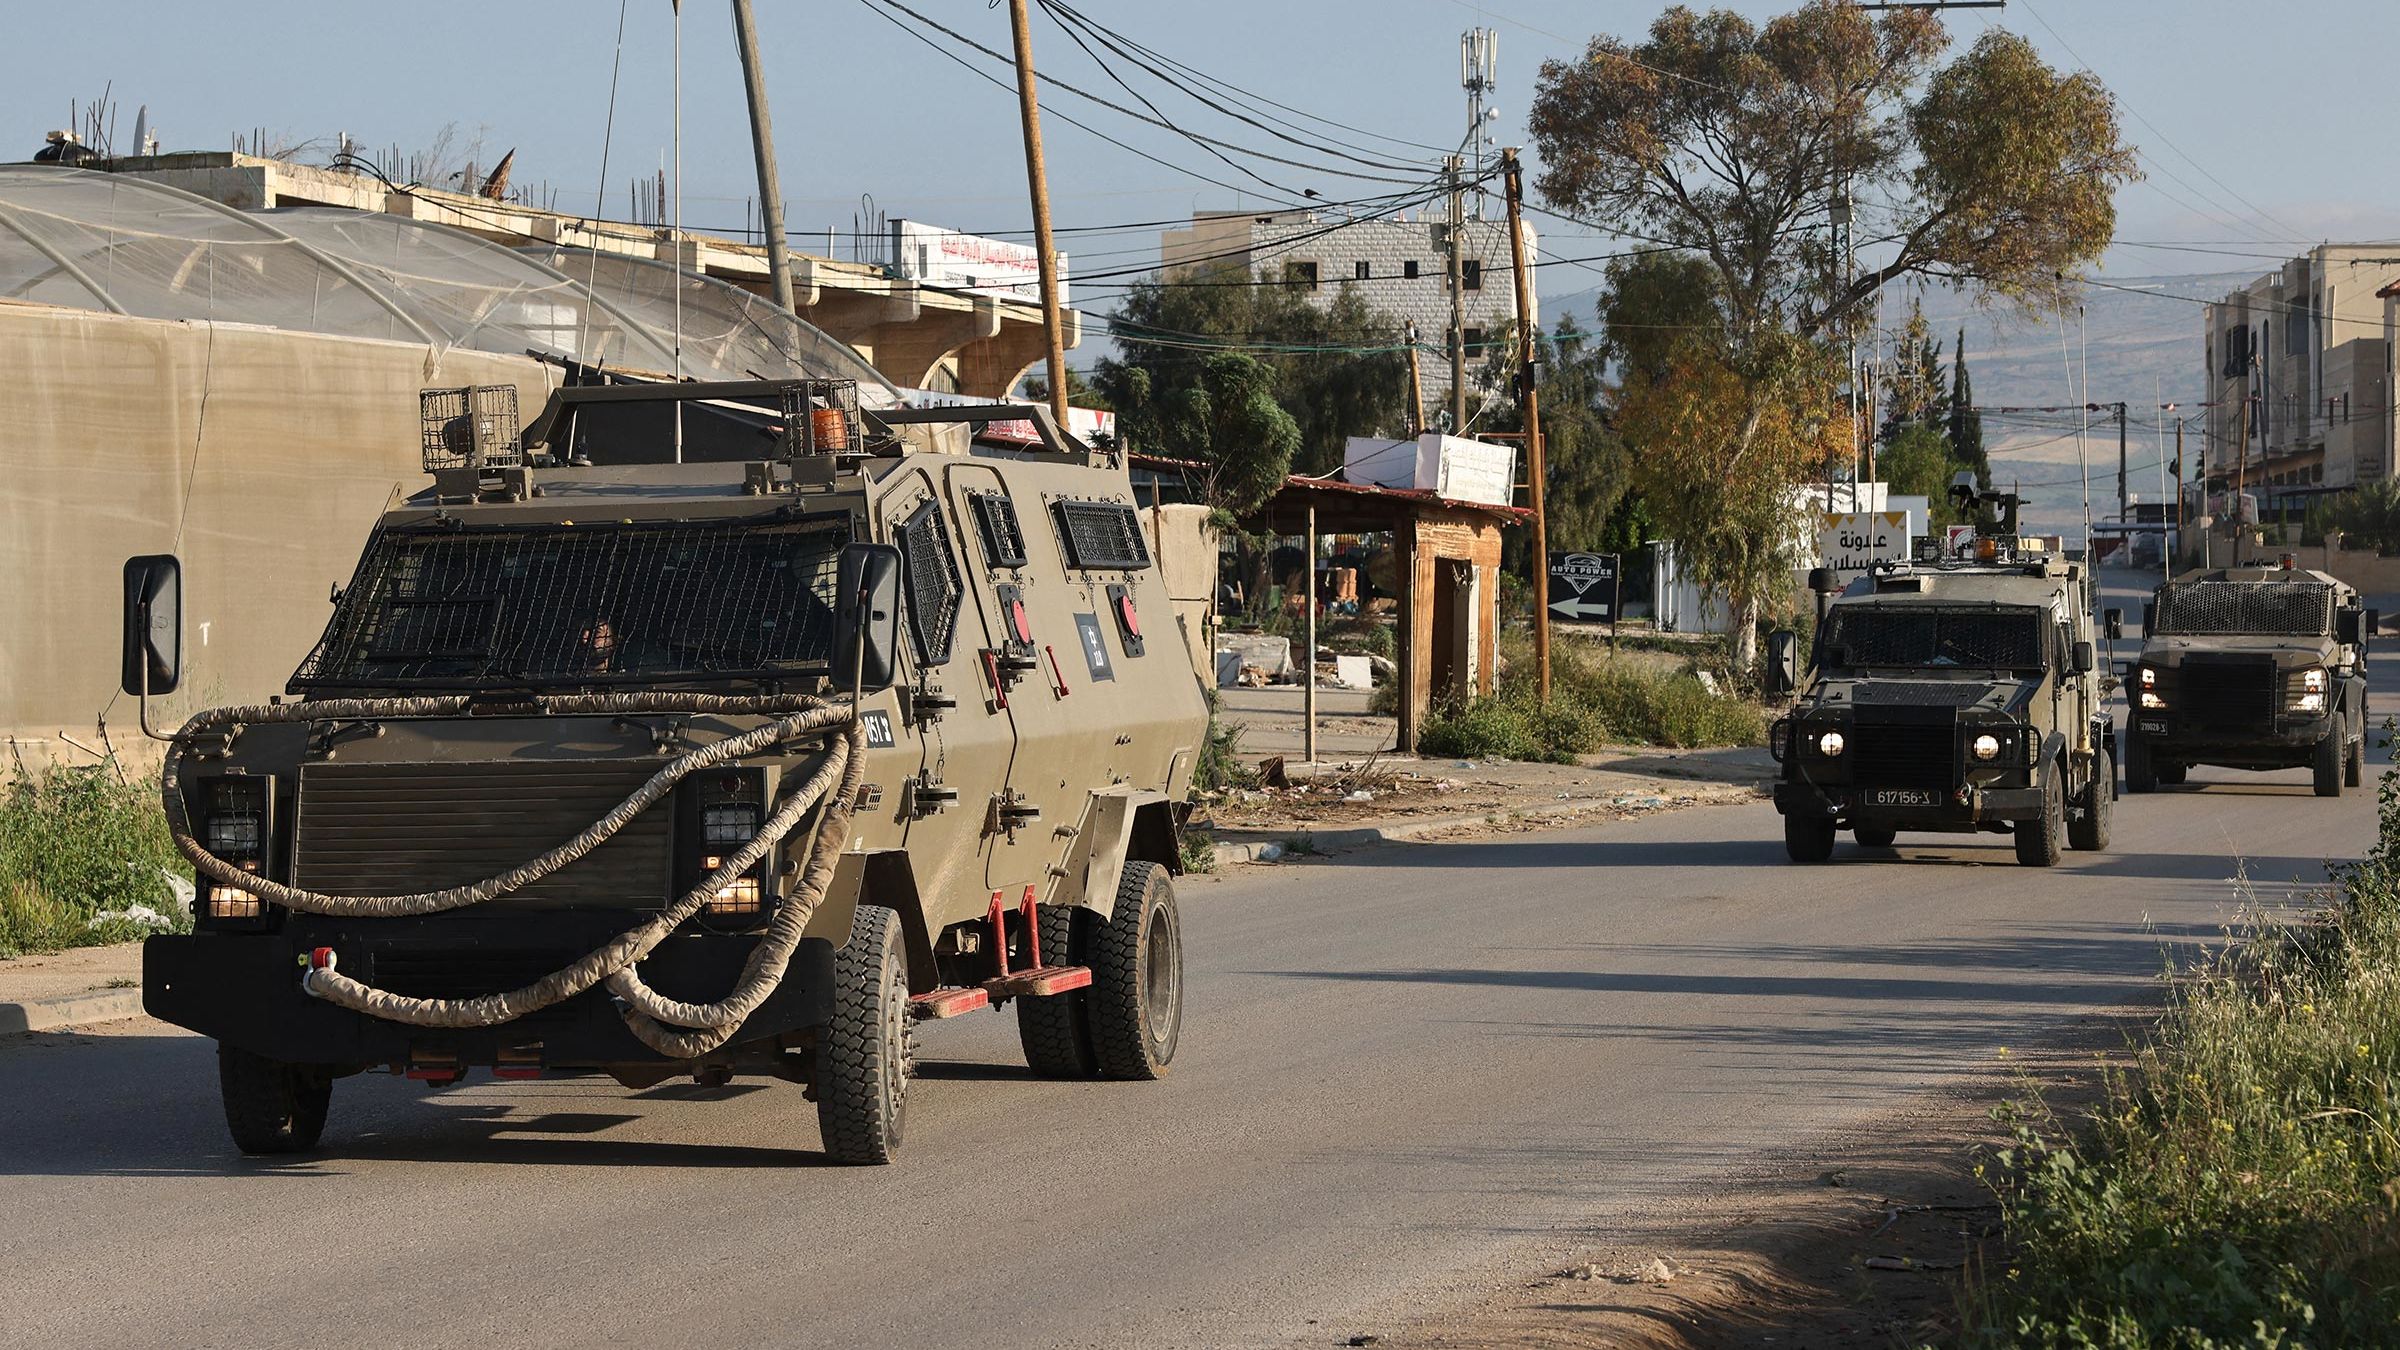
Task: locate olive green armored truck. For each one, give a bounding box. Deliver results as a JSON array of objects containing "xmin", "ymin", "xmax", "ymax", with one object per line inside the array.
[
  {"xmin": 1772, "ymin": 481, "xmax": 2117, "ymax": 866},
  {"xmin": 2124, "ymin": 563, "xmax": 2372, "ymax": 797},
  {"xmin": 121, "ymin": 379, "xmax": 1208, "ymax": 1164}
]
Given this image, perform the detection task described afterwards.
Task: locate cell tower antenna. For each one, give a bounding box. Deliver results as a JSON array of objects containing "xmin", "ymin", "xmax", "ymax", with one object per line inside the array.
[{"xmin": 1461, "ymin": 28, "xmax": 1497, "ymax": 218}]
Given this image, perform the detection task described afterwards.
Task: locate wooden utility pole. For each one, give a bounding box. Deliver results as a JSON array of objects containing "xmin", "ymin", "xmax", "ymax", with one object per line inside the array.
[
  {"xmin": 1445, "ymin": 156, "xmax": 1466, "ymax": 434},
  {"xmin": 2115, "ymin": 401, "xmax": 2129, "ymax": 529},
  {"xmin": 1405, "ymin": 320, "xmax": 1426, "ymax": 435},
  {"xmin": 1006, "ymin": 0, "xmax": 1071, "ymax": 425},
  {"xmin": 730, "ymin": 0, "xmax": 793, "ymax": 312},
  {"xmin": 1503, "ymin": 149, "xmax": 1550, "ymax": 702}
]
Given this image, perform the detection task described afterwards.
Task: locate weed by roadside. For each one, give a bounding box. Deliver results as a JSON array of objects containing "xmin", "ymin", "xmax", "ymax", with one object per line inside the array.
[
  {"xmin": 1418, "ymin": 634, "xmax": 1763, "ymax": 763},
  {"xmin": 0, "ymin": 756, "xmax": 189, "ymax": 959},
  {"xmin": 1964, "ymin": 749, "xmax": 2400, "ymax": 1345}
]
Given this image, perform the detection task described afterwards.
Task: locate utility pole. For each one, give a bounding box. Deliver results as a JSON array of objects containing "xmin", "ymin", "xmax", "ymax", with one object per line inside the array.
[
  {"xmin": 2234, "ymin": 369, "xmax": 2254, "ymax": 564},
  {"xmin": 1445, "ymin": 156, "xmax": 1466, "ymax": 434},
  {"xmin": 2115, "ymin": 401, "xmax": 2129, "ymax": 530},
  {"xmin": 2174, "ymin": 416, "xmax": 2185, "ymax": 568},
  {"xmin": 1006, "ymin": 0, "xmax": 1070, "ymax": 426},
  {"xmin": 731, "ymin": 0, "xmax": 793, "ymax": 311},
  {"xmin": 1404, "ymin": 320, "xmax": 1426, "ymax": 436},
  {"xmin": 1503, "ymin": 149, "xmax": 1550, "ymax": 702}
]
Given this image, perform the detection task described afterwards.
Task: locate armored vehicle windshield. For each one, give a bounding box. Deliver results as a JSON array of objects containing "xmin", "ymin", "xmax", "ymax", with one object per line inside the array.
[
  {"xmin": 1822, "ymin": 605, "xmax": 2047, "ymax": 671},
  {"xmin": 290, "ymin": 515, "xmax": 850, "ymax": 692},
  {"xmin": 2151, "ymin": 580, "xmax": 2332, "ymax": 637}
]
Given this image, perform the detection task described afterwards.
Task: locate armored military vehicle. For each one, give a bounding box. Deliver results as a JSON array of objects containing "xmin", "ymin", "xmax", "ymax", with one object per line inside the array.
[
  {"xmin": 1772, "ymin": 480, "xmax": 2117, "ymax": 866},
  {"xmin": 2124, "ymin": 561, "xmax": 2372, "ymax": 796},
  {"xmin": 120, "ymin": 379, "xmax": 1208, "ymax": 1164}
]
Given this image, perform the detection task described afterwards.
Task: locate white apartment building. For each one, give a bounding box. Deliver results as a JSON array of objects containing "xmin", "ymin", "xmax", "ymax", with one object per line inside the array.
[
  {"xmin": 1160, "ymin": 209, "xmax": 1533, "ymax": 407},
  {"xmin": 2201, "ymin": 245, "xmax": 2400, "ymax": 512}
]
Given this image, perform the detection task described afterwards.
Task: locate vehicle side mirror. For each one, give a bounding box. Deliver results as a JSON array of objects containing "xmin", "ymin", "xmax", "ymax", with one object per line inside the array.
[
  {"xmin": 1763, "ymin": 629, "xmax": 1799, "ymax": 698},
  {"xmin": 2072, "ymin": 640, "xmax": 2096, "ymax": 674},
  {"xmin": 121, "ymin": 554, "xmax": 182, "ymax": 697},
  {"xmin": 2103, "ymin": 608, "xmax": 2123, "ymax": 640},
  {"xmin": 2142, "ymin": 601, "xmax": 2156, "ymax": 632},
  {"xmin": 2337, "ymin": 606, "xmax": 2366, "ymax": 647},
  {"xmin": 1806, "ymin": 566, "xmax": 1839, "ymax": 595},
  {"xmin": 833, "ymin": 543, "xmax": 903, "ymax": 693}
]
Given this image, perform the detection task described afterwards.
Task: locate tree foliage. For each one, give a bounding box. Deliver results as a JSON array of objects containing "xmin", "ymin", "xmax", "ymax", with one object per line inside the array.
[{"xmin": 1137, "ymin": 352, "xmax": 1300, "ymax": 519}]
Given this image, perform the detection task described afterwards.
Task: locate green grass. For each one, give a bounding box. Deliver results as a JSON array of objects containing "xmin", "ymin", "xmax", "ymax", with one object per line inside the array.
[
  {"xmin": 1965, "ymin": 753, "xmax": 2400, "ymax": 1347},
  {"xmin": 0, "ymin": 758, "xmax": 190, "ymax": 958},
  {"xmin": 1416, "ymin": 635, "xmax": 1765, "ymax": 763}
]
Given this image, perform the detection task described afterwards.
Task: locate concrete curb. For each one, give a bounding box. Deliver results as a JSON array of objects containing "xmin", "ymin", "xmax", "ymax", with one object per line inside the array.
[
  {"xmin": 1208, "ymin": 785, "xmax": 1768, "ymax": 869},
  {"xmin": 0, "ymin": 989, "xmax": 145, "ymax": 1038}
]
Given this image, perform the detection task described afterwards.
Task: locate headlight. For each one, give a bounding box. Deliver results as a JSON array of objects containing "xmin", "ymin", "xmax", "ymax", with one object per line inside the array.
[
  {"xmin": 1816, "ymin": 730, "xmax": 1845, "ymax": 757},
  {"xmin": 2297, "ymin": 691, "xmax": 2327, "ymax": 714},
  {"xmin": 2140, "ymin": 667, "xmax": 2157, "ymax": 688},
  {"xmin": 1971, "ymin": 733, "xmax": 2001, "ymax": 761},
  {"xmin": 686, "ymin": 771, "xmax": 769, "ymax": 920},
  {"xmin": 198, "ymin": 777, "xmax": 272, "ymax": 926},
  {"xmin": 700, "ymin": 801, "xmax": 765, "ymax": 916},
  {"xmin": 2140, "ymin": 690, "xmax": 2167, "ymax": 710},
  {"xmin": 2303, "ymin": 667, "xmax": 2327, "ymax": 692}
]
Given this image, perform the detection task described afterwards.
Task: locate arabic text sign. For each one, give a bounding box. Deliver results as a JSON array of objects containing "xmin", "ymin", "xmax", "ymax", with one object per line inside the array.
[
  {"xmin": 891, "ymin": 219, "xmax": 1064, "ymax": 305},
  {"xmin": 1817, "ymin": 511, "xmax": 1911, "ymax": 577}
]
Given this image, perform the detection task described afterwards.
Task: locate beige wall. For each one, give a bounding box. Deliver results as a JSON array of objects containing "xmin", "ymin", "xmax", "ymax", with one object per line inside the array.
[{"xmin": 0, "ymin": 303, "xmax": 556, "ymax": 759}]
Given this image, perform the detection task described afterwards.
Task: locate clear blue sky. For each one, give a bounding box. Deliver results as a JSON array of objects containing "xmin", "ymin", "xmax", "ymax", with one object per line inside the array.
[{"xmin": 11, "ymin": 0, "xmax": 2400, "ymax": 326}]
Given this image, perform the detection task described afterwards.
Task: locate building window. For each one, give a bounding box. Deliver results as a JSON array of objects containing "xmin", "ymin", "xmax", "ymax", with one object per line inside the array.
[
  {"xmin": 1403, "ymin": 259, "xmax": 1420, "ymax": 280},
  {"xmin": 1284, "ymin": 260, "xmax": 1319, "ymax": 291},
  {"xmin": 1462, "ymin": 327, "xmax": 1485, "ymax": 355},
  {"xmin": 1462, "ymin": 259, "xmax": 1483, "ymax": 291},
  {"xmin": 1354, "ymin": 260, "xmax": 1370, "ymax": 281}
]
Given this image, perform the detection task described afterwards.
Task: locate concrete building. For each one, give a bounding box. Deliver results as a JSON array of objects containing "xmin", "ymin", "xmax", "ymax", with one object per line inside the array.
[
  {"xmin": 2200, "ymin": 245, "xmax": 2400, "ymax": 515},
  {"xmin": 1161, "ymin": 209, "xmax": 1532, "ymax": 403}
]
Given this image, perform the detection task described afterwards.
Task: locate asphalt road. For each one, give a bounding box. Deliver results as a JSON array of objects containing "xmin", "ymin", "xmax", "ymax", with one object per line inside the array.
[{"xmin": 1, "ymin": 570, "xmax": 2381, "ymax": 1350}]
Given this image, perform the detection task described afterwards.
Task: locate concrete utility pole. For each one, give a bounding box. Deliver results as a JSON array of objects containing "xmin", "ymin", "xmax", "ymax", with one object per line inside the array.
[
  {"xmin": 2115, "ymin": 401, "xmax": 2129, "ymax": 529},
  {"xmin": 1446, "ymin": 155, "xmax": 1466, "ymax": 434},
  {"xmin": 1503, "ymin": 149, "xmax": 1550, "ymax": 703},
  {"xmin": 2174, "ymin": 416, "xmax": 2185, "ymax": 567},
  {"xmin": 731, "ymin": 0, "xmax": 793, "ymax": 311},
  {"xmin": 1006, "ymin": 0, "xmax": 1071, "ymax": 426}
]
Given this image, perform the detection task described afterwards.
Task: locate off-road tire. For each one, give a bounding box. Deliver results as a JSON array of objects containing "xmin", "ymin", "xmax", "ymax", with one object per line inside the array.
[
  {"xmin": 1016, "ymin": 902, "xmax": 1098, "ymax": 1078},
  {"xmin": 1087, "ymin": 861, "xmax": 1183, "ymax": 1081},
  {"xmin": 2015, "ymin": 764, "xmax": 2066, "ymax": 867},
  {"xmin": 2314, "ymin": 728, "xmax": 2344, "ymax": 799},
  {"xmin": 1783, "ymin": 814, "xmax": 1836, "ymax": 863},
  {"xmin": 2124, "ymin": 733, "xmax": 2157, "ymax": 794},
  {"xmin": 2069, "ymin": 743, "xmax": 2113, "ymax": 852},
  {"xmin": 218, "ymin": 1044, "xmax": 331, "ymax": 1155},
  {"xmin": 2158, "ymin": 761, "xmax": 2187, "ymax": 786},
  {"xmin": 1852, "ymin": 825, "xmax": 1897, "ymax": 849},
  {"xmin": 2348, "ymin": 730, "xmax": 2366, "ymax": 788},
  {"xmin": 816, "ymin": 905, "xmax": 911, "ymax": 1165}
]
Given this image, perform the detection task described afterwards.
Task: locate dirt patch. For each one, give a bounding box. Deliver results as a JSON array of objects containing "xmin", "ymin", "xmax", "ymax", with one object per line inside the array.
[
  {"xmin": 1375, "ymin": 1036, "xmax": 2123, "ymax": 1350},
  {"xmin": 1201, "ymin": 755, "xmax": 1770, "ymax": 837}
]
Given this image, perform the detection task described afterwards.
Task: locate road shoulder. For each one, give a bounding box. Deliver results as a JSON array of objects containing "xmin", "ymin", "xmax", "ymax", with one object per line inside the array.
[{"xmin": 0, "ymin": 941, "xmax": 144, "ymax": 1036}]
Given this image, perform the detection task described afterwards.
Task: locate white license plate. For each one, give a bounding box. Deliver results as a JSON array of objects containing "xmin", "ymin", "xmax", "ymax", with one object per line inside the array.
[
  {"xmin": 2141, "ymin": 721, "xmax": 2166, "ymax": 735},
  {"xmin": 1869, "ymin": 788, "xmax": 1938, "ymax": 807}
]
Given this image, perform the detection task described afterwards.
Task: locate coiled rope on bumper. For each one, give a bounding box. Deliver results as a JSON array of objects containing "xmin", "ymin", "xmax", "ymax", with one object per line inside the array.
[{"xmin": 164, "ymin": 693, "xmax": 866, "ymax": 1057}]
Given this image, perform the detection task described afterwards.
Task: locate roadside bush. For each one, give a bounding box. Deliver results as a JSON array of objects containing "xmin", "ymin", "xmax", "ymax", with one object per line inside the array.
[
  {"xmin": 0, "ymin": 758, "xmax": 189, "ymax": 958},
  {"xmin": 1416, "ymin": 636, "xmax": 1763, "ymax": 762},
  {"xmin": 1966, "ymin": 745, "xmax": 2400, "ymax": 1345}
]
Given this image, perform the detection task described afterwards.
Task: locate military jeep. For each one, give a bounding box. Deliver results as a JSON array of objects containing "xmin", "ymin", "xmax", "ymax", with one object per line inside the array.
[
  {"xmin": 2124, "ymin": 563, "xmax": 2372, "ymax": 797},
  {"xmin": 1772, "ymin": 485, "xmax": 2117, "ymax": 866},
  {"xmin": 121, "ymin": 379, "xmax": 1209, "ymax": 1164}
]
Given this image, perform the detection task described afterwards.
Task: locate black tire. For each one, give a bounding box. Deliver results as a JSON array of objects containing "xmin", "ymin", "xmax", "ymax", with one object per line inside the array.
[
  {"xmin": 1016, "ymin": 902, "xmax": 1098, "ymax": 1078},
  {"xmin": 2069, "ymin": 742, "xmax": 2112, "ymax": 852},
  {"xmin": 1852, "ymin": 825, "xmax": 1897, "ymax": 849},
  {"xmin": 218, "ymin": 1044, "xmax": 331, "ymax": 1156},
  {"xmin": 2348, "ymin": 729, "xmax": 2366, "ymax": 788},
  {"xmin": 1087, "ymin": 861, "xmax": 1183, "ymax": 1081},
  {"xmin": 2314, "ymin": 727, "xmax": 2344, "ymax": 798},
  {"xmin": 1783, "ymin": 814, "xmax": 1836, "ymax": 863},
  {"xmin": 2157, "ymin": 761, "xmax": 2187, "ymax": 786},
  {"xmin": 2015, "ymin": 763, "xmax": 2065, "ymax": 867},
  {"xmin": 816, "ymin": 905, "xmax": 911, "ymax": 1165},
  {"xmin": 2124, "ymin": 733, "xmax": 2157, "ymax": 794}
]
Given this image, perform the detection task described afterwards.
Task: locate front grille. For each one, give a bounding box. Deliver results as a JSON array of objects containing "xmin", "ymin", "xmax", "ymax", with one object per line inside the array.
[
  {"xmin": 1850, "ymin": 681, "xmax": 1995, "ymax": 708},
  {"xmin": 2177, "ymin": 659, "xmax": 2275, "ymax": 731},
  {"xmin": 1851, "ymin": 722, "xmax": 1955, "ymax": 789},
  {"xmin": 2156, "ymin": 581, "xmax": 2330, "ymax": 636},
  {"xmin": 295, "ymin": 759, "xmax": 673, "ymax": 909}
]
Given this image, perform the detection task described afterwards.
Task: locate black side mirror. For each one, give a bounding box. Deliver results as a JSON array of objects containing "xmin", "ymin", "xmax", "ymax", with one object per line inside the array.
[
  {"xmin": 1806, "ymin": 566, "xmax": 1839, "ymax": 595},
  {"xmin": 121, "ymin": 555, "xmax": 182, "ymax": 697},
  {"xmin": 2142, "ymin": 600, "xmax": 2157, "ymax": 632},
  {"xmin": 2072, "ymin": 640, "xmax": 2096, "ymax": 674},
  {"xmin": 2103, "ymin": 608, "xmax": 2123, "ymax": 641},
  {"xmin": 1763, "ymin": 629, "xmax": 1799, "ymax": 698},
  {"xmin": 833, "ymin": 543, "xmax": 903, "ymax": 693}
]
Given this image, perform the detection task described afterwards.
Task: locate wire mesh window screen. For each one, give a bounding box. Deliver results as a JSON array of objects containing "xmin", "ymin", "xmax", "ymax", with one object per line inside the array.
[
  {"xmin": 2154, "ymin": 582, "xmax": 2331, "ymax": 636},
  {"xmin": 897, "ymin": 500, "xmax": 963, "ymax": 667},
  {"xmin": 1825, "ymin": 609, "xmax": 2045, "ymax": 669},
  {"xmin": 1051, "ymin": 500, "xmax": 1152, "ymax": 571},
  {"xmin": 292, "ymin": 519, "xmax": 846, "ymax": 690},
  {"xmin": 969, "ymin": 491, "xmax": 1029, "ymax": 569}
]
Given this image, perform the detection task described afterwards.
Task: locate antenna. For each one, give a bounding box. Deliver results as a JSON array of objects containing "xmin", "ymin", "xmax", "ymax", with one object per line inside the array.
[{"xmin": 1460, "ymin": 28, "xmax": 1497, "ymax": 217}]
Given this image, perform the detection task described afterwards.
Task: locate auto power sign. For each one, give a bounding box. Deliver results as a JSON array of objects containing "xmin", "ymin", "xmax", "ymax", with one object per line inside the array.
[
  {"xmin": 1546, "ymin": 551, "xmax": 1621, "ymax": 623},
  {"xmin": 1816, "ymin": 511, "xmax": 1912, "ymax": 580}
]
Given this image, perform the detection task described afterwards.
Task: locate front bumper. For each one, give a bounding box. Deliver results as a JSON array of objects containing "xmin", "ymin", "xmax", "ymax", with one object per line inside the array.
[
  {"xmin": 1774, "ymin": 778, "xmax": 2043, "ymax": 826},
  {"xmin": 144, "ymin": 915, "xmax": 834, "ymax": 1069},
  {"xmin": 2127, "ymin": 711, "xmax": 2335, "ymax": 767}
]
